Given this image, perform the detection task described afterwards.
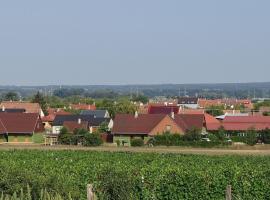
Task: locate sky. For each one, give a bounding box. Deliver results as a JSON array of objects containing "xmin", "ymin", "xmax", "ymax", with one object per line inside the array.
[{"xmin": 0, "ymin": 0, "xmax": 269, "ymax": 86}]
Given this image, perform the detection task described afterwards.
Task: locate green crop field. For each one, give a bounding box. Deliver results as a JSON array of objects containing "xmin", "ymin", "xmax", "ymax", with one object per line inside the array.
[{"xmin": 0, "ymin": 150, "xmax": 270, "ymax": 200}]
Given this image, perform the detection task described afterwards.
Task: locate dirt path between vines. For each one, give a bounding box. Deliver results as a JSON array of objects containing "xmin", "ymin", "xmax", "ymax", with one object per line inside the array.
[{"xmin": 2, "ymin": 144, "xmax": 270, "ymax": 155}]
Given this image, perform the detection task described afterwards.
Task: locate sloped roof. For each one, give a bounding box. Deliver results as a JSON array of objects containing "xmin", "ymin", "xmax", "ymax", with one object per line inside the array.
[
  {"xmin": 112, "ymin": 114, "xmax": 166, "ymax": 134},
  {"xmin": 175, "ymin": 114, "xmax": 204, "ymax": 131},
  {"xmin": 63, "ymin": 121, "xmax": 89, "ymax": 132},
  {"xmin": 0, "ymin": 101, "xmax": 42, "ymax": 114},
  {"xmin": 112, "ymin": 114, "xmax": 204, "ymax": 135},
  {"xmin": 0, "ymin": 119, "xmax": 7, "ymax": 134},
  {"xmin": 0, "ymin": 113, "xmax": 40, "ymax": 133},
  {"xmin": 42, "ymin": 108, "xmax": 71, "ymax": 122},
  {"xmin": 216, "ymin": 116, "xmax": 270, "ymax": 131},
  {"xmin": 204, "ymin": 113, "xmax": 221, "ymax": 131},
  {"xmin": 148, "ymin": 105, "xmax": 179, "ymax": 114},
  {"xmin": 80, "ymin": 110, "xmax": 108, "ymax": 118},
  {"xmin": 53, "ymin": 114, "xmax": 108, "ymax": 126}
]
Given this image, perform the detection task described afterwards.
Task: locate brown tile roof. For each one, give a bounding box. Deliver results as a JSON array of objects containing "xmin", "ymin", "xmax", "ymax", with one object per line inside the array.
[
  {"xmin": 112, "ymin": 114, "xmax": 205, "ymax": 135},
  {"xmin": 112, "ymin": 114, "xmax": 166, "ymax": 135},
  {"xmin": 174, "ymin": 114, "xmax": 204, "ymax": 131},
  {"xmin": 63, "ymin": 121, "xmax": 89, "ymax": 132},
  {"xmin": 148, "ymin": 105, "xmax": 180, "ymax": 114},
  {"xmin": 0, "ymin": 101, "xmax": 42, "ymax": 114},
  {"xmin": 0, "ymin": 119, "xmax": 7, "ymax": 134},
  {"xmin": 0, "ymin": 113, "xmax": 43, "ymax": 134}
]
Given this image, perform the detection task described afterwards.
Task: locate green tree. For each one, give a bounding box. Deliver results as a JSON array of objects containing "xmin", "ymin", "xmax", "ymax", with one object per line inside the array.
[
  {"xmin": 131, "ymin": 94, "xmax": 149, "ymax": 104},
  {"xmin": 4, "ymin": 92, "xmax": 19, "ymax": 101},
  {"xmin": 260, "ymin": 128, "xmax": 270, "ymax": 144},
  {"xmin": 98, "ymin": 121, "xmax": 109, "ymax": 133},
  {"xmin": 245, "ymin": 127, "xmax": 257, "ymax": 146},
  {"xmin": 32, "ymin": 92, "xmax": 48, "ymax": 115},
  {"xmin": 205, "ymin": 105, "xmax": 224, "ymax": 117},
  {"xmin": 216, "ymin": 126, "xmax": 226, "ymax": 141}
]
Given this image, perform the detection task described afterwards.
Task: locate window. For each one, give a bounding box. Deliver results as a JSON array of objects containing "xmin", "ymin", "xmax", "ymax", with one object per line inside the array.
[{"xmin": 166, "ymin": 125, "xmax": 172, "ymax": 132}]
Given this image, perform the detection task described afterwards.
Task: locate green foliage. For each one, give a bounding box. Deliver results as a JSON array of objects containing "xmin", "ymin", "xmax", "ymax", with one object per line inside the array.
[
  {"xmin": 3, "ymin": 92, "xmax": 19, "ymax": 101},
  {"xmin": 183, "ymin": 127, "xmax": 202, "ymax": 141},
  {"xmin": 58, "ymin": 127, "xmax": 75, "ymax": 145},
  {"xmin": 254, "ymin": 100, "xmax": 270, "ymax": 110},
  {"xmin": 130, "ymin": 138, "xmax": 144, "ymax": 147},
  {"xmin": 32, "ymin": 92, "xmax": 48, "ymax": 115},
  {"xmin": 96, "ymin": 99, "xmax": 137, "ymax": 118},
  {"xmin": 1, "ymin": 150, "xmax": 270, "ymax": 199},
  {"xmin": 131, "ymin": 94, "xmax": 149, "ymax": 104},
  {"xmin": 97, "ymin": 121, "xmax": 109, "ymax": 133},
  {"xmin": 0, "ymin": 186, "xmax": 71, "ymax": 200},
  {"xmin": 260, "ymin": 128, "xmax": 270, "ymax": 144},
  {"xmin": 205, "ymin": 105, "xmax": 224, "ymax": 116},
  {"xmin": 216, "ymin": 126, "xmax": 226, "ymax": 141},
  {"xmin": 83, "ymin": 133, "xmax": 103, "ymax": 147},
  {"xmin": 245, "ymin": 128, "xmax": 258, "ymax": 146},
  {"xmin": 96, "ymin": 168, "xmax": 139, "ymax": 200}
]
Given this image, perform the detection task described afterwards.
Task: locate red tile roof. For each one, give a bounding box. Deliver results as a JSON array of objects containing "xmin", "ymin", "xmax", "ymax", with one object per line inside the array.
[
  {"xmin": 63, "ymin": 121, "xmax": 89, "ymax": 132},
  {"xmin": 148, "ymin": 105, "xmax": 179, "ymax": 114},
  {"xmin": 42, "ymin": 108, "xmax": 71, "ymax": 122},
  {"xmin": 0, "ymin": 113, "xmax": 43, "ymax": 134},
  {"xmin": 204, "ymin": 113, "xmax": 221, "ymax": 131},
  {"xmin": 220, "ymin": 116, "xmax": 270, "ymax": 131}
]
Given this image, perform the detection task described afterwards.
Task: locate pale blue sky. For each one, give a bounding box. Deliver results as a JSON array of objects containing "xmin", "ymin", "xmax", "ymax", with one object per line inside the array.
[{"xmin": 0, "ymin": 0, "xmax": 269, "ymax": 85}]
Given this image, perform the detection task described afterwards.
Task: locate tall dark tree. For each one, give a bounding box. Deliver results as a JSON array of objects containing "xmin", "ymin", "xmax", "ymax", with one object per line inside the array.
[{"xmin": 32, "ymin": 92, "xmax": 48, "ymax": 115}]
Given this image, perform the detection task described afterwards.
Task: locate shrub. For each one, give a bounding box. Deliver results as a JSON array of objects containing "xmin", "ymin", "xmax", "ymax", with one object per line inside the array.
[
  {"xmin": 83, "ymin": 133, "xmax": 103, "ymax": 147},
  {"xmin": 183, "ymin": 127, "xmax": 202, "ymax": 141},
  {"xmin": 130, "ymin": 138, "xmax": 144, "ymax": 147},
  {"xmin": 245, "ymin": 128, "xmax": 257, "ymax": 146}
]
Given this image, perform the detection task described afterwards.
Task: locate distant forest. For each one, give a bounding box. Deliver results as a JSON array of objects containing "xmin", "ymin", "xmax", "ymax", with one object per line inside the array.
[{"xmin": 0, "ymin": 82, "xmax": 270, "ymax": 99}]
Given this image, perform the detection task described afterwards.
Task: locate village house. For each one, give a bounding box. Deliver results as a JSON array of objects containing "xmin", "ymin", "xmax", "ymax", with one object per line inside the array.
[
  {"xmin": 0, "ymin": 113, "xmax": 44, "ymax": 143},
  {"xmin": 52, "ymin": 114, "xmax": 110, "ymax": 134},
  {"xmin": 42, "ymin": 108, "xmax": 71, "ymax": 130},
  {"xmin": 112, "ymin": 112, "xmax": 204, "ymax": 145},
  {"xmin": 0, "ymin": 101, "xmax": 45, "ymax": 117},
  {"xmin": 205, "ymin": 114, "xmax": 270, "ymax": 136}
]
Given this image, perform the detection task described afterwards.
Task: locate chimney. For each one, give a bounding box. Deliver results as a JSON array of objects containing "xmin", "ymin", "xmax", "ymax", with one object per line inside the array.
[
  {"xmin": 134, "ymin": 111, "xmax": 139, "ymax": 118},
  {"xmin": 171, "ymin": 111, "xmax": 175, "ymax": 119},
  {"xmin": 78, "ymin": 118, "xmax": 82, "ymax": 124},
  {"xmin": 2, "ymin": 106, "xmax": 5, "ymax": 112}
]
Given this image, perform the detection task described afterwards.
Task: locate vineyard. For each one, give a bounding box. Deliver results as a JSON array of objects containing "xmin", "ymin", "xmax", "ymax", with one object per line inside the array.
[{"xmin": 0, "ymin": 150, "xmax": 270, "ymax": 200}]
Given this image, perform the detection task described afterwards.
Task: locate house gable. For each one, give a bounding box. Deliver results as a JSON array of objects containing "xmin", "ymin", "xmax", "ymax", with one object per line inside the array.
[{"xmin": 149, "ymin": 115, "xmax": 184, "ymax": 136}]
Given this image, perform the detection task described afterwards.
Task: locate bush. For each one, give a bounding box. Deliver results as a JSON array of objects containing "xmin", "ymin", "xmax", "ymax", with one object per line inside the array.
[
  {"xmin": 183, "ymin": 127, "xmax": 202, "ymax": 141},
  {"xmin": 83, "ymin": 133, "xmax": 103, "ymax": 147},
  {"xmin": 245, "ymin": 128, "xmax": 257, "ymax": 146},
  {"xmin": 130, "ymin": 138, "xmax": 144, "ymax": 147}
]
